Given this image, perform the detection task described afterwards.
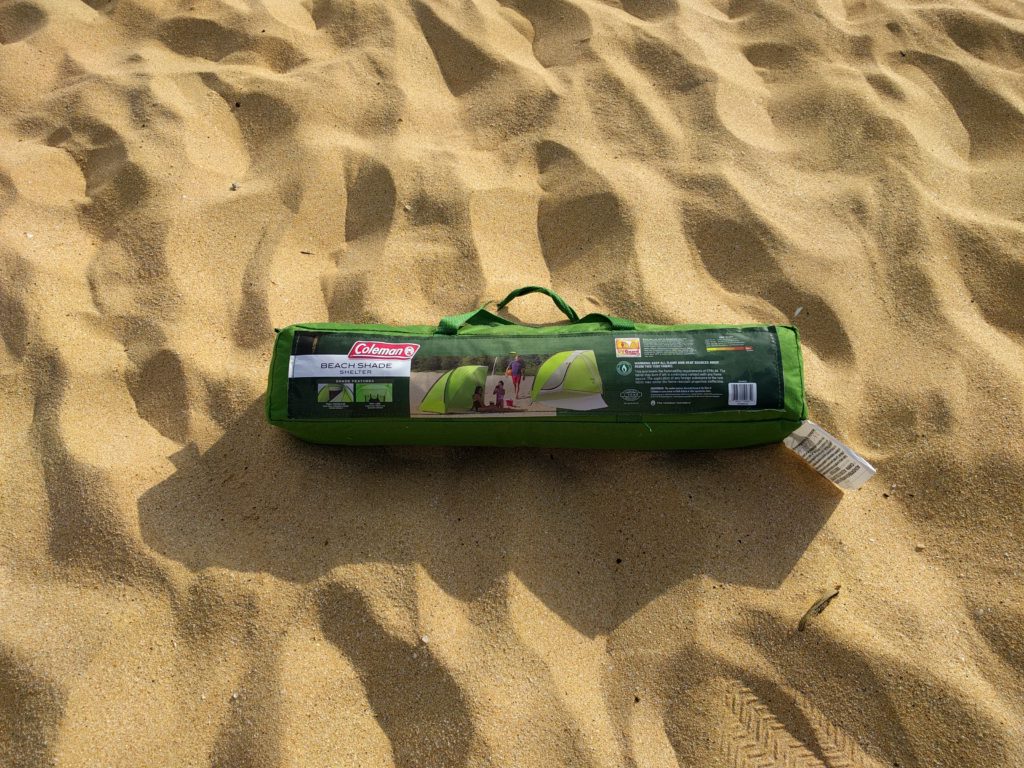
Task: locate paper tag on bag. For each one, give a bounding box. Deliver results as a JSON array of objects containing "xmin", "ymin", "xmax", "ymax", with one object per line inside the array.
[{"xmin": 784, "ymin": 420, "xmax": 876, "ymax": 490}]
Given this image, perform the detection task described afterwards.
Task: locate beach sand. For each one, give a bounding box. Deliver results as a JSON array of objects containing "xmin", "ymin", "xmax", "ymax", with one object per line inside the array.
[{"xmin": 2, "ymin": 0, "xmax": 1023, "ymax": 765}]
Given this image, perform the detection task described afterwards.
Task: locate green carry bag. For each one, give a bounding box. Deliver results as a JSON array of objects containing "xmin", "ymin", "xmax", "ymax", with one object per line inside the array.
[{"xmin": 265, "ymin": 286, "xmax": 807, "ymax": 449}]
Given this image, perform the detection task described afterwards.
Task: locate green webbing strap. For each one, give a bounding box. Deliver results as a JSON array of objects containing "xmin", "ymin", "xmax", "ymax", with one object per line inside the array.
[
  {"xmin": 495, "ymin": 286, "xmax": 580, "ymax": 322},
  {"xmin": 436, "ymin": 286, "xmax": 635, "ymax": 334},
  {"xmin": 576, "ymin": 312, "xmax": 635, "ymax": 331},
  {"xmin": 435, "ymin": 304, "xmax": 510, "ymax": 335}
]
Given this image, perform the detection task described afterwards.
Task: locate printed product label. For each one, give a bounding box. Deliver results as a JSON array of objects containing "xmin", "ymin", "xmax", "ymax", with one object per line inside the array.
[
  {"xmin": 290, "ymin": 355, "xmax": 412, "ymax": 378},
  {"xmin": 286, "ymin": 327, "xmax": 785, "ymax": 420},
  {"xmin": 783, "ymin": 420, "xmax": 876, "ymax": 490}
]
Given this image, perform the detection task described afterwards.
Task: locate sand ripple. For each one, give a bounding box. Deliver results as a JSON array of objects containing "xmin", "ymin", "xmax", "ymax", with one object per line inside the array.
[{"xmin": 1, "ymin": 0, "xmax": 1023, "ymax": 765}]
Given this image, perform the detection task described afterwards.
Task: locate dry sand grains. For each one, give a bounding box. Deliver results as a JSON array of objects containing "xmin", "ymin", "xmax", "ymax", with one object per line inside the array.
[{"xmin": 1, "ymin": 0, "xmax": 1023, "ymax": 766}]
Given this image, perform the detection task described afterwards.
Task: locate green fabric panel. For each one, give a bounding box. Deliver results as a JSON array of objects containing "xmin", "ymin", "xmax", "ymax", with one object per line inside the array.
[
  {"xmin": 272, "ymin": 417, "xmax": 798, "ymax": 450},
  {"xmin": 777, "ymin": 325, "xmax": 809, "ymax": 421}
]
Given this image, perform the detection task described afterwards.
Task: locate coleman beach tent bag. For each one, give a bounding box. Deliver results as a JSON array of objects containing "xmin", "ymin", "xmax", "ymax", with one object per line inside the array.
[{"xmin": 265, "ymin": 286, "xmax": 809, "ymax": 450}]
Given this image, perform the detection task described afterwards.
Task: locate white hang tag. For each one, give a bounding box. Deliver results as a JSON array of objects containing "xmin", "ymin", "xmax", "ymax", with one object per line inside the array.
[{"xmin": 783, "ymin": 420, "xmax": 876, "ymax": 490}]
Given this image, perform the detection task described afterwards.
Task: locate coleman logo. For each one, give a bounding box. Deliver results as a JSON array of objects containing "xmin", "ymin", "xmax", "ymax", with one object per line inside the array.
[{"xmin": 349, "ymin": 341, "xmax": 420, "ymax": 359}]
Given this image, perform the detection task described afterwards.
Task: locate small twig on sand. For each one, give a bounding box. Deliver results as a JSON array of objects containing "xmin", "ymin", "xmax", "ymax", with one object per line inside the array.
[{"xmin": 798, "ymin": 585, "xmax": 841, "ymax": 632}]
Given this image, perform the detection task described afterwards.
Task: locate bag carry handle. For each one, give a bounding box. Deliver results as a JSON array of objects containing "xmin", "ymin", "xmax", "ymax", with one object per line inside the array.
[
  {"xmin": 495, "ymin": 285, "xmax": 580, "ymax": 322},
  {"xmin": 436, "ymin": 286, "xmax": 635, "ymax": 334}
]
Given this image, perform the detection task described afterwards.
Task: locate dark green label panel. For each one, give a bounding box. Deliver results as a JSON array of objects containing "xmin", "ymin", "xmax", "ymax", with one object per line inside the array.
[{"xmin": 287, "ymin": 328, "xmax": 784, "ymax": 420}]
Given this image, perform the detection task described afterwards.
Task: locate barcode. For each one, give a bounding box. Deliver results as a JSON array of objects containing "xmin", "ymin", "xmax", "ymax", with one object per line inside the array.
[{"xmin": 728, "ymin": 382, "xmax": 757, "ymax": 406}]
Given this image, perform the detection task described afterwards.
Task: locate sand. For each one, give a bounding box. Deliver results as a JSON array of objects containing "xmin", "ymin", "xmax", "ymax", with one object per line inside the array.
[{"xmin": 1, "ymin": 0, "xmax": 1023, "ymax": 765}]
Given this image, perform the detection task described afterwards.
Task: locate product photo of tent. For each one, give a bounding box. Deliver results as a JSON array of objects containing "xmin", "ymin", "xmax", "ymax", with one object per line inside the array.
[
  {"xmin": 419, "ymin": 365, "xmax": 487, "ymax": 414},
  {"xmin": 317, "ymin": 383, "xmax": 354, "ymax": 404},
  {"xmin": 356, "ymin": 383, "xmax": 393, "ymax": 403},
  {"xmin": 531, "ymin": 350, "xmax": 607, "ymax": 411}
]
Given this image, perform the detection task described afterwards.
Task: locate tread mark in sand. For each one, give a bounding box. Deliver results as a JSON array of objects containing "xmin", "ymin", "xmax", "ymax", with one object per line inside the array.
[{"xmin": 720, "ymin": 681, "xmax": 883, "ymax": 768}]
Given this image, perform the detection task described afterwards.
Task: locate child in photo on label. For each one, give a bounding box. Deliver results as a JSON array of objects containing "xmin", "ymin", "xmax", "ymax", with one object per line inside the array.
[{"xmin": 493, "ymin": 379, "xmax": 506, "ymax": 408}]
